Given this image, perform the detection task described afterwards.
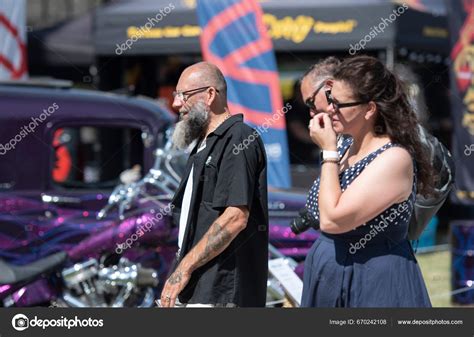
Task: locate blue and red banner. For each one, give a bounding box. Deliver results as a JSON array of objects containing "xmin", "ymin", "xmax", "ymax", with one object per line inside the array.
[
  {"xmin": 196, "ymin": 0, "xmax": 291, "ymax": 188},
  {"xmin": 0, "ymin": 0, "xmax": 27, "ymax": 80}
]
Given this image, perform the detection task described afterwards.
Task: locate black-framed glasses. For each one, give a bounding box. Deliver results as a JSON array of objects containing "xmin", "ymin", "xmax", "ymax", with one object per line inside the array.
[
  {"xmin": 304, "ymin": 81, "xmax": 326, "ymax": 111},
  {"xmin": 172, "ymin": 86, "xmax": 219, "ymax": 102},
  {"xmin": 325, "ymin": 90, "xmax": 368, "ymax": 110}
]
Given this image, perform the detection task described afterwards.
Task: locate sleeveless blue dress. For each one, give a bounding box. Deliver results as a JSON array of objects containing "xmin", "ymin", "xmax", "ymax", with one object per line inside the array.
[{"xmin": 301, "ymin": 136, "xmax": 431, "ymax": 307}]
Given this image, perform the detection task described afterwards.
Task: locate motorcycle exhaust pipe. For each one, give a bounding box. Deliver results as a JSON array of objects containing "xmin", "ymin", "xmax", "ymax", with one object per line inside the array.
[{"xmin": 61, "ymin": 292, "xmax": 90, "ymax": 308}]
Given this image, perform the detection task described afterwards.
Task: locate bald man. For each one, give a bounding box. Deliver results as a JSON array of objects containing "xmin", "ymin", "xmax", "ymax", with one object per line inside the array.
[{"xmin": 160, "ymin": 62, "xmax": 268, "ymax": 307}]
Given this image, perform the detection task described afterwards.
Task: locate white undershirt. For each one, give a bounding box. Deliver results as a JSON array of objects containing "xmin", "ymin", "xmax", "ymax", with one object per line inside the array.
[{"xmin": 178, "ymin": 139, "xmax": 207, "ymax": 249}]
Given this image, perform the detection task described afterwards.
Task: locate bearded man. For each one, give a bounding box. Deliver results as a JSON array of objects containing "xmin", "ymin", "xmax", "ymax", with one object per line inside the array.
[{"xmin": 160, "ymin": 62, "xmax": 268, "ymax": 308}]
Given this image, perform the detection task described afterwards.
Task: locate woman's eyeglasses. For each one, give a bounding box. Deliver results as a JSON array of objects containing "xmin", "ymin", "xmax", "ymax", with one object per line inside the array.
[
  {"xmin": 173, "ymin": 86, "xmax": 219, "ymax": 102},
  {"xmin": 325, "ymin": 90, "xmax": 368, "ymax": 110}
]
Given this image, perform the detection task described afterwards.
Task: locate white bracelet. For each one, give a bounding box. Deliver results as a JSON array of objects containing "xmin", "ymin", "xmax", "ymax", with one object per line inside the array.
[{"xmin": 322, "ymin": 150, "xmax": 340, "ymax": 160}]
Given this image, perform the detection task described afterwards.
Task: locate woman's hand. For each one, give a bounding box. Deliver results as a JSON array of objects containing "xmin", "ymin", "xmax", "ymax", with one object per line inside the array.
[{"xmin": 309, "ymin": 113, "xmax": 337, "ymax": 151}]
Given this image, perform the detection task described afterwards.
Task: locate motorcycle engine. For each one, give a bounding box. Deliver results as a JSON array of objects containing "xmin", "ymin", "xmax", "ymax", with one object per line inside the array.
[{"xmin": 59, "ymin": 257, "xmax": 158, "ymax": 307}]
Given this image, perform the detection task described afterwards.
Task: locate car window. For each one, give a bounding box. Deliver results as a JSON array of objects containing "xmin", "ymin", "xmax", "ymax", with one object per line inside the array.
[{"xmin": 51, "ymin": 126, "xmax": 144, "ymax": 189}]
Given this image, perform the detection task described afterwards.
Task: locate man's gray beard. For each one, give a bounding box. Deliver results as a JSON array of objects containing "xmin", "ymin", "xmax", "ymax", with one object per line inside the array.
[{"xmin": 172, "ymin": 100, "xmax": 210, "ymax": 150}]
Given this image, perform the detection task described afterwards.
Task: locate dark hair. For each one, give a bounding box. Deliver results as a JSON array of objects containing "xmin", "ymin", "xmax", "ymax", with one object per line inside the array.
[
  {"xmin": 301, "ymin": 56, "xmax": 341, "ymax": 84},
  {"xmin": 333, "ymin": 55, "xmax": 435, "ymax": 197}
]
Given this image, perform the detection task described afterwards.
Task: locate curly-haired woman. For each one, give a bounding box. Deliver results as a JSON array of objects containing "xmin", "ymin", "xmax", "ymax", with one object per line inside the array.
[{"xmin": 302, "ymin": 55, "xmax": 434, "ymax": 307}]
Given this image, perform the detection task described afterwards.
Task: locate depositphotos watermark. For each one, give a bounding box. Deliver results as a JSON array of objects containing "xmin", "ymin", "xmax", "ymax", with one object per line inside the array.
[
  {"xmin": 349, "ymin": 199, "xmax": 413, "ymax": 255},
  {"xmin": 349, "ymin": 3, "xmax": 408, "ymax": 55},
  {"xmin": 115, "ymin": 203, "xmax": 174, "ymax": 254},
  {"xmin": 232, "ymin": 102, "xmax": 292, "ymax": 155},
  {"xmin": 11, "ymin": 313, "xmax": 104, "ymax": 331},
  {"xmin": 0, "ymin": 102, "xmax": 59, "ymax": 156},
  {"xmin": 115, "ymin": 3, "xmax": 175, "ymax": 55}
]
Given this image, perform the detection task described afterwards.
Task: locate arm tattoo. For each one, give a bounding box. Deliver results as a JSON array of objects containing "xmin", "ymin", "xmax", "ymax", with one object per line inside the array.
[
  {"xmin": 195, "ymin": 222, "xmax": 232, "ymax": 268},
  {"xmin": 205, "ymin": 222, "xmax": 232, "ymax": 256},
  {"xmin": 168, "ymin": 270, "xmax": 183, "ymax": 285}
]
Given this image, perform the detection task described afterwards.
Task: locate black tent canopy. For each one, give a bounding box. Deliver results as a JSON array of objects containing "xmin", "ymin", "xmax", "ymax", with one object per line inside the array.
[
  {"xmin": 28, "ymin": 12, "xmax": 94, "ymax": 67},
  {"xmin": 94, "ymin": 0, "xmax": 448, "ymax": 56}
]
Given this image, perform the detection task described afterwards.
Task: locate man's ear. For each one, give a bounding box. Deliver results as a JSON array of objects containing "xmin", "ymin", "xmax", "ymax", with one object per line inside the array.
[
  {"xmin": 324, "ymin": 79, "xmax": 333, "ymax": 89},
  {"xmin": 365, "ymin": 101, "xmax": 377, "ymax": 121},
  {"xmin": 206, "ymin": 87, "xmax": 218, "ymax": 106}
]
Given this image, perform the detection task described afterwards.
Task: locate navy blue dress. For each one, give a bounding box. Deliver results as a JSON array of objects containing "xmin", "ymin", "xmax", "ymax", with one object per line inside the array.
[{"xmin": 301, "ymin": 136, "xmax": 431, "ymax": 307}]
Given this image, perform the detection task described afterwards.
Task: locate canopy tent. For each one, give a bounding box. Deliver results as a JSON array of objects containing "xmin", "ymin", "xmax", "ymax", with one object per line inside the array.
[
  {"xmin": 28, "ymin": 12, "xmax": 94, "ymax": 68},
  {"xmin": 94, "ymin": 0, "xmax": 449, "ymax": 56}
]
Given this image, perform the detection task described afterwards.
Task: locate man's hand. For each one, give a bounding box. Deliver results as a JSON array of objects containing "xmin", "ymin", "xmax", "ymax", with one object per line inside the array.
[
  {"xmin": 160, "ymin": 266, "xmax": 191, "ymax": 308},
  {"xmin": 159, "ymin": 206, "xmax": 248, "ymax": 307}
]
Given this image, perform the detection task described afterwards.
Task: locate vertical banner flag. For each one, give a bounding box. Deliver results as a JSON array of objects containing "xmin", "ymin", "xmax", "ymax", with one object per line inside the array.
[
  {"xmin": 196, "ymin": 0, "xmax": 291, "ymax": 188},
  {"xmin": 447, "ymin": 0, "xmax": 474, "ymax": 205},
  {"xmin": 0, "ymin": 0, "xmax": 28, "ymax": 80}
]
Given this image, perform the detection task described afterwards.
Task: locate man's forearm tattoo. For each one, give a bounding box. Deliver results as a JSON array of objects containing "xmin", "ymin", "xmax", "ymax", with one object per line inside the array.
[
  {"xmin": 205, "ymin": 222, "xmax": 232, "ymax": 256},
  {"xmin": 194, "ymin": 222, "xmax": 232, "ymax": 268},
  {"xmin": 168, "ymin": 270, "xmax": 183, "ymax": 285}
]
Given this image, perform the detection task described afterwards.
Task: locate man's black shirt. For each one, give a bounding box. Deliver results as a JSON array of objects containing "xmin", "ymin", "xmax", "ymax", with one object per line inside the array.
[{"xmin": 170, "ymin": 114, "xmax": 269, "ymax": 307}]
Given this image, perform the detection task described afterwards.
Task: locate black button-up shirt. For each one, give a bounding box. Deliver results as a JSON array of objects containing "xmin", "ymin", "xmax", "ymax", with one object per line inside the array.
[{"xmin": 170, "ymin": 114, "xmax": 268, "ymax": 307}]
